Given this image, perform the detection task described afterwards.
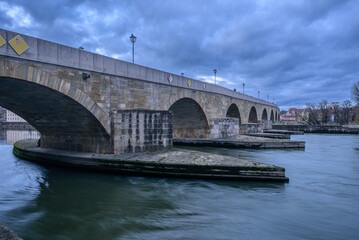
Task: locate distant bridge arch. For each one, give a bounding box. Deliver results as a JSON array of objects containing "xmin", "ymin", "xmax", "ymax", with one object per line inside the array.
[
  {"xmin": 248, "ymin": 106, "xmax": 258, "ymax": 123},
  {"xmin": 270, "ymin": 110, "xmax": 274, "ymax": 121},
  {"xmin": 261, "ymin": 108, "xmax": 268, "ymax": 121},
  {"xmin": 226, "ymin": 103, "xmax": 242, "ymax": 125}
]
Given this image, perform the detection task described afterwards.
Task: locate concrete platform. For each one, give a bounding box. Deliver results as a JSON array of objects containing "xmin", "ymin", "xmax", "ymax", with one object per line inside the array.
[
  {"xmin": 263, "ymin": 129, "xmax": 304, "ymax": 135},
  {"xmin": 174, "ymin": 135, "xmax": 305, "ymax": 149},
  {"xmin": 13, "ymin": 139, "xmax": 289, "ymax": 182}
]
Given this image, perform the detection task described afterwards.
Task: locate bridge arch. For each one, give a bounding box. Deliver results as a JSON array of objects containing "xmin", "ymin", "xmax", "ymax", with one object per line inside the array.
[
  {"xmin": 226, "ymin": 103, "xmax": 242, "ymax": 125},
  {"xmin": 169, "ymin": 98, "xmax": 209, "ymax": 138},
  {"xmin": 270, "ymin": 110, "xmax": 274, "ymax": 121},
  {"xmin": 261, "ymin": 108, "xmax": 268, "ymax": 121},
  {"xmin": 0, "ymin": 69, "xmax": 112, "ymax": 153},
  {"xmin": 248, "ymin": 106, "xmax": 258, "ymax": 123}
]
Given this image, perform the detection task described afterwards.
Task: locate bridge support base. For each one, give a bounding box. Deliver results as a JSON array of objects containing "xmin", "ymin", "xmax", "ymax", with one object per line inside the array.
[
  {"xmin": 239, "ymin": 121, "xmax": 272, "ymax": 134},
  {"xmin": 40, "ymin": 135, "xmax": 113, "ymax": 154},
  {"xmin": 112, "ymin": 109, "xmax": 173, "ymax": 154},
  {"xmin": 209, "ymin": 117, "xmax": 240, "ymax": 139}
]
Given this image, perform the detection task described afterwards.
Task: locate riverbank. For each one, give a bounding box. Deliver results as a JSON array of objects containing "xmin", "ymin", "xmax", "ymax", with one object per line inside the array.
[
  {"xmin": 13, "ymin": 139, "xmax": 289, "ymax": 182},
  {"xmin": 273, "ymin": 124, "xmax": 359, "ymax": 134}
]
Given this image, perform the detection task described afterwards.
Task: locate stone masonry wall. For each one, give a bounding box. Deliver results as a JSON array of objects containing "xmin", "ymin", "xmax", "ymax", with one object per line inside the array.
[
  {"xmin": 112, "ymin": 109, "xmax": 172, "ymax": 154},
  {"xmin": 210, "ymin": 117, "xmax": 239, "ymax": 139},
  {"xmin": 239, "ymin": 120, "xmax": 272, "ymax": 134}
]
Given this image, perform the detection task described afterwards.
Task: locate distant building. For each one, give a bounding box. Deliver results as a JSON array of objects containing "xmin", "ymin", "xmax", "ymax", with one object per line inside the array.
[
  {"xmin": 6, "ymin": 130, "xmax": 40, "ymax": 145},
  {"xmin": 0, "ymin": 106, "xmax": 6, "ymax": 122},
  {"xmin": 281, "ymin": 108, "xmax": 306, "ymax": 121},
  {"xmin": 5, "ymin": 110, "xmax": 26, "ymax": 123}
]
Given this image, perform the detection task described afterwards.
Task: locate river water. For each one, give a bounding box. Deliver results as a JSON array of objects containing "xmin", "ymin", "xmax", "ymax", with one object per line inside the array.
[{"xmin": 0, "ymin": 130, "xmax": 358, "ymax": 240}]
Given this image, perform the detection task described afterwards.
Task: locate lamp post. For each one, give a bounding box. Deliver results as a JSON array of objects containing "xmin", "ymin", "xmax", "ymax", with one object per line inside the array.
[
  {"xmin": 213, "ymin": 69, "xmax": 217, "ymax": 84},
  {"xmin": 267, "ymin": 95, "xmax": 269, "ymax": 101},
  {"xmin": 242, "ymin": 83, "xmax": 245, "ymax": 94},
  {"xmin": 258, "ymin": 90, "xmax": 260, "ymax": 99},
  {"xmin": 130, "ymin": 34, "xmax": 136, "ymax": 64}
]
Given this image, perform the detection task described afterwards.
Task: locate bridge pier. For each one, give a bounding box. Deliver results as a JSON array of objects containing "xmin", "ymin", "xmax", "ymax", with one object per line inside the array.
[
  {"xmin": 40, "ymin": 135, "xmax": 113, "ymax": 154},
  {"xmin": 209, "ymin": 117, "xmax": 240, "ymax": 139},
  {"xmin": 111, "ymin": 109, "xmax": 172, "ymax": 154},
  {"xmin": 239, "ymin": 120, "xmax": 272, "ymax": 134}
]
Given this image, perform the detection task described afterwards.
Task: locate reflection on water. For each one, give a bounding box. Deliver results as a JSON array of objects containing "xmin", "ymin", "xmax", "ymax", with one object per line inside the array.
[
  {"xmin": 0, "ymin": 131, "xmax": 359, "ymax": 240},
  {"xmin": 0, "ymin": 129, "xmax": 40, "ymax": 145}
]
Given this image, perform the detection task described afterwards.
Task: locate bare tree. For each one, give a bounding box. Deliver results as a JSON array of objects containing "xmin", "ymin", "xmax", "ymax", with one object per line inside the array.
[
  {"xmin": 306, "ymin": 103, "xmax": 320, "ymax": 125},
  {"xmin": 331, "ymin": 102, "xmax": 341, "ymax": 124},
  {"xmin": 318, "ymin": 100, "xmax": 330, "ymax": 124},
  {"xmin": 340, "ymin": 100, "xmax": 353, "ymax": 125},
  {"xmin": 352, "ymin": 82, "xmax": 359, "ymax": 104}
]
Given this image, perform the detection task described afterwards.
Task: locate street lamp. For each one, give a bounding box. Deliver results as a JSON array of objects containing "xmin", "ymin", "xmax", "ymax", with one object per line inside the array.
[
  {"xmin": 267, "ymin": 95, "xmax": 269, "ymax": 101},
  {"xmin": 130, "ymin": 34, "xmax": 136, "ymax": 64},
  {"xmin": 242, "ymin": 83, "xmax": 245, "ymax": 94},
  {"xmin": 213, "ymin": 69, "xmax": 217, "ymax": 84},
  {"xmin": 258, "ymin": 90, "xmax": 260, "ymax": 99}
]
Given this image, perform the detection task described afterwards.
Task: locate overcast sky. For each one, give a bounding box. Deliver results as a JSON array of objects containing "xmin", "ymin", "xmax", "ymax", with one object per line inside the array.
[{"xmin": 1, "ymin": 0, "xmax": 358, "ymax": 110}]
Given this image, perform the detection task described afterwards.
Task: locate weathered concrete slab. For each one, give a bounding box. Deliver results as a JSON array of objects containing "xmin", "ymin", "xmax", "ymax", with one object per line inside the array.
[
  {"xmin": 13, "ymin": 139, "xmax": 289, "ymax": 182},
  {"xmin": 263, "ymin": 129, "xmax": 304, "ymax": 135},
  {"xmin": 244, "ymin": 133, "xmax": 290, "ymax": 139}
]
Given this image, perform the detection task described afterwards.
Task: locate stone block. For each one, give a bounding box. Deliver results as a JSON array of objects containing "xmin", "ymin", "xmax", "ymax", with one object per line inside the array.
[
  {"xmin": 57, "ymin": 44, "xmax": 79, "ymax": 68},
  {"xmin": 93, "ymin": 54, "xmax": 104, "ymax": 72},
  {"xmin": 79, "ymin": 50, "xmax": 94, "ymax": 70},
  {"xmin": 103, "ymin": 56, "xmax": 116, "ymax": 74},
  {"xmin": 37, "ymin": 39, "xmax": 58, "ymax": 64},
  {"xmin": 210, "ymin": 117, "xmax": 239, "ymax": 139}
]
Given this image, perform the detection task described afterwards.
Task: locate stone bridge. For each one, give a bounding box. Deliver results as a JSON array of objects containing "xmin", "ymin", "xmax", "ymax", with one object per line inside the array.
[{"xmin": 0, "ymin": 29, "xmax": 280, "ymax": 154}]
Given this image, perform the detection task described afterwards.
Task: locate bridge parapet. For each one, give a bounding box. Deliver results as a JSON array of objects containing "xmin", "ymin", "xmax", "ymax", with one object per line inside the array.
[{"xmin": 0, "ymin": 28, "xmax": 276, "ymax": 108}]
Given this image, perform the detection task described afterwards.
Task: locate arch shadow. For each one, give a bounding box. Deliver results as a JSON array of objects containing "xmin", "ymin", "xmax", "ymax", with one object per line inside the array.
[
  {"xmin": 169, "ymin": 98, "xmax": 209, "ymax": 138},
  {"xmin": 261, "ymin": 108, "xmax": 268, "ymax": 121},
  {"xmin": 248, "ymin": 106, "xmax": 258, "ymax": 123},
  {"xmin": 0, "ymin": 77, "xmax": 112, "ymax": 153},
  {"xmin": 226, "ymin": 103, "xmax": 242, "ymax": 125},
  {"xmin": 270, "ymin": 110, "xmax": 274, "ymax": 121}
]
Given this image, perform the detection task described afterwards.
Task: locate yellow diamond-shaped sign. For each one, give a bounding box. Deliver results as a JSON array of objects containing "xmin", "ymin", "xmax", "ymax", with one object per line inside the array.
[
  {"xmin": 9, "ymin": 35, "xmax": 29, "ymax": 55},
  {"xmin": 0, "ymin": 34, "xmax": 5, "ymax": 47},
  {"xmin": 187, "ymin": 79, "xmax": 191, "ymax": 87}
]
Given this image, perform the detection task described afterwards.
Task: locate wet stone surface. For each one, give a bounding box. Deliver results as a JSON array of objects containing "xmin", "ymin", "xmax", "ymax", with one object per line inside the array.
[
  {"xmin": 17, "ymin": 139, "xmax": 276, "ymax": 168},
  {"xmin": 0, "ymin": 222, "xmax": 23, "ymax": 240}
]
